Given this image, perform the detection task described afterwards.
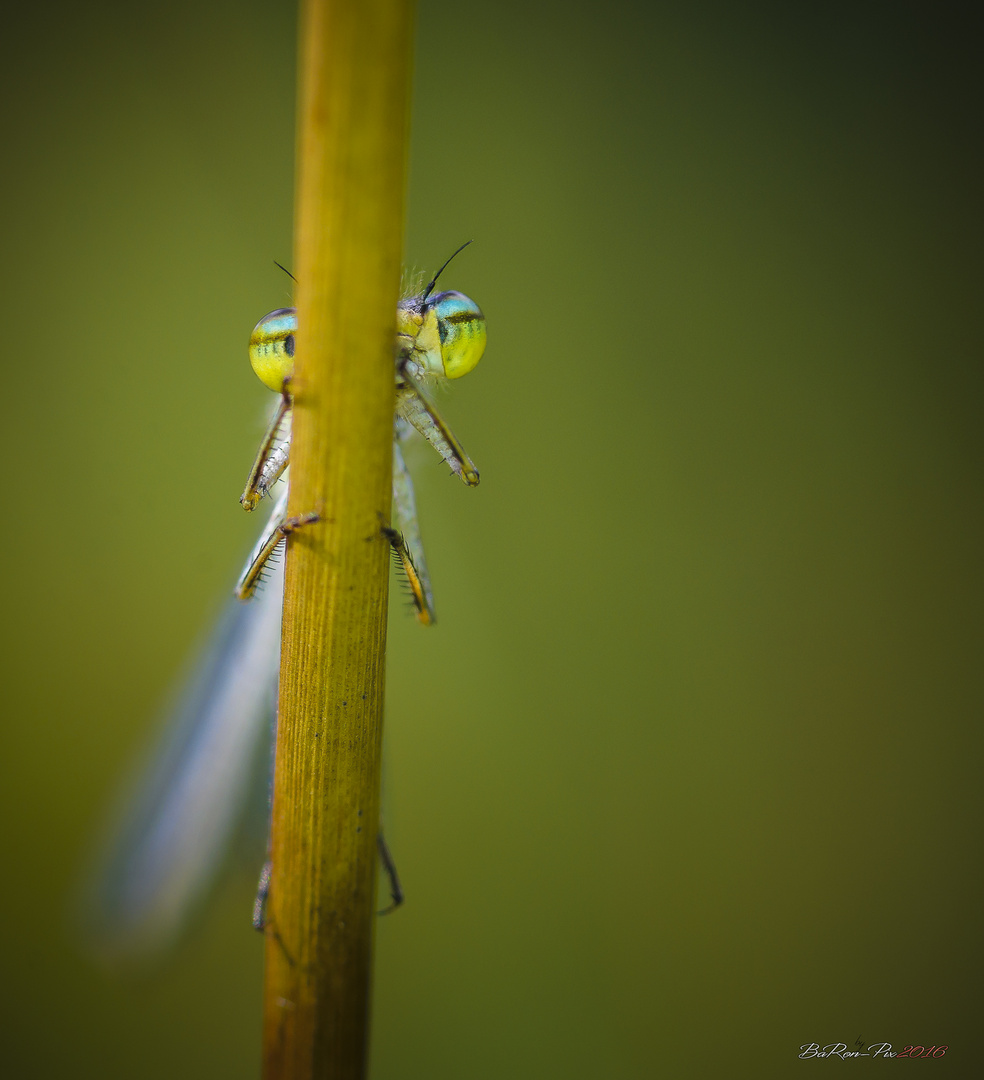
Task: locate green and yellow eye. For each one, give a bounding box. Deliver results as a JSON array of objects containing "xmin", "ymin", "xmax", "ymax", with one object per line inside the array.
[
  {"xmin": 430, "ymin": 291, "xmax": 486, "ymax": 379},
  {"xmin": 249, "ymin": 307, "xmax": 297, "ymax": 391}
]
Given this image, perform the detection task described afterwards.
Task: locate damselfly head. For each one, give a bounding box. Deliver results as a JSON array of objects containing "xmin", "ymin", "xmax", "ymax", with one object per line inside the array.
[
  {"xmin": 249, "ymin": 307, "xmax": 297, "ymax": 391},
  {"xmin": 396, "ymin": 242, "xmax": 486, "ymax": 379}
]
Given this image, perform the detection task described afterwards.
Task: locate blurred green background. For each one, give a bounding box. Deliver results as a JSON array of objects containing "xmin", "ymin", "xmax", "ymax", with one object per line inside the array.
[{"xmin": 1, "ymin": 1, "xmax": 981, "ymax": 1076}]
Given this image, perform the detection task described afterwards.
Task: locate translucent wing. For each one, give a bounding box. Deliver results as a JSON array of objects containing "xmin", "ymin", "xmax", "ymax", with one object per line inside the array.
[{"xmin": 85, "ymin": 556, "xmax": 283, "ymax": 960}]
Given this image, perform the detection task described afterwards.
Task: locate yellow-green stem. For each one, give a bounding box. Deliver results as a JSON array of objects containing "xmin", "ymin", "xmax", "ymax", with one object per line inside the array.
[{"xmin": 262, "ymin": 2, "xmax": 414, "ymax": 1077}]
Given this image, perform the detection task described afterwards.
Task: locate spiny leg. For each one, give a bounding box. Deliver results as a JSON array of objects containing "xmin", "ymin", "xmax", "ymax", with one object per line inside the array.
[
  {"xmin": 235, "ymin": 489, "xmax": 319, "ymax": 601},
  {"xmin": 241, "ymin": 383, "xmax": 292, "ymax": 511},
  {"xmin": 396, "ymin": 369, "xmax": 479, "ymax": 486},
  {"xmin": 384, "ymin": 528, "xmax": 432, "ymax": 627}
]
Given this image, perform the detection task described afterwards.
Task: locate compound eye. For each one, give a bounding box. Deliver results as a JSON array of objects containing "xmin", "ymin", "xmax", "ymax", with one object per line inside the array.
[
  {"xmin": 432, "ymin": 291, "xmax": 486, "ymax": 379},
  {"xmin": 249, "ymin": 308, "xmax": 298, "ymax": 391}
]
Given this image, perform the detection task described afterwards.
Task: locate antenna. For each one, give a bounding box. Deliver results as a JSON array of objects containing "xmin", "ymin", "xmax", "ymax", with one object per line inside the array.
[
  {"xmin": 421, "ymin": 240, "xmax": 473, "ymax": 303},
  {"xmin": 273, "ymin": 260, "xmax": 298, "ymax": 283}
]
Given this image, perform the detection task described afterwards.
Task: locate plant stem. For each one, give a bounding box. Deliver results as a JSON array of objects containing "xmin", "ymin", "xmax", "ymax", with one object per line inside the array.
[{"xmin": 261, "ymin": 1, "xmax": 414, "ymax": 1077}]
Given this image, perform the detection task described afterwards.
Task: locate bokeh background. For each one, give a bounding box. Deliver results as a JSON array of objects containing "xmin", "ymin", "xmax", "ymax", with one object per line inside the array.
[{"xmin": 2, "ymin": 1, "xmax": 981, "ymax": 1076}]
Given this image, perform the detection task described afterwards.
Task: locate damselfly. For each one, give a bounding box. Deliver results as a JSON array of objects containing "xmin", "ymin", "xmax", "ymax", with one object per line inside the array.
[{"xmin": 88, "ymin": 247, "xmax": 486, "ymax": 957}]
